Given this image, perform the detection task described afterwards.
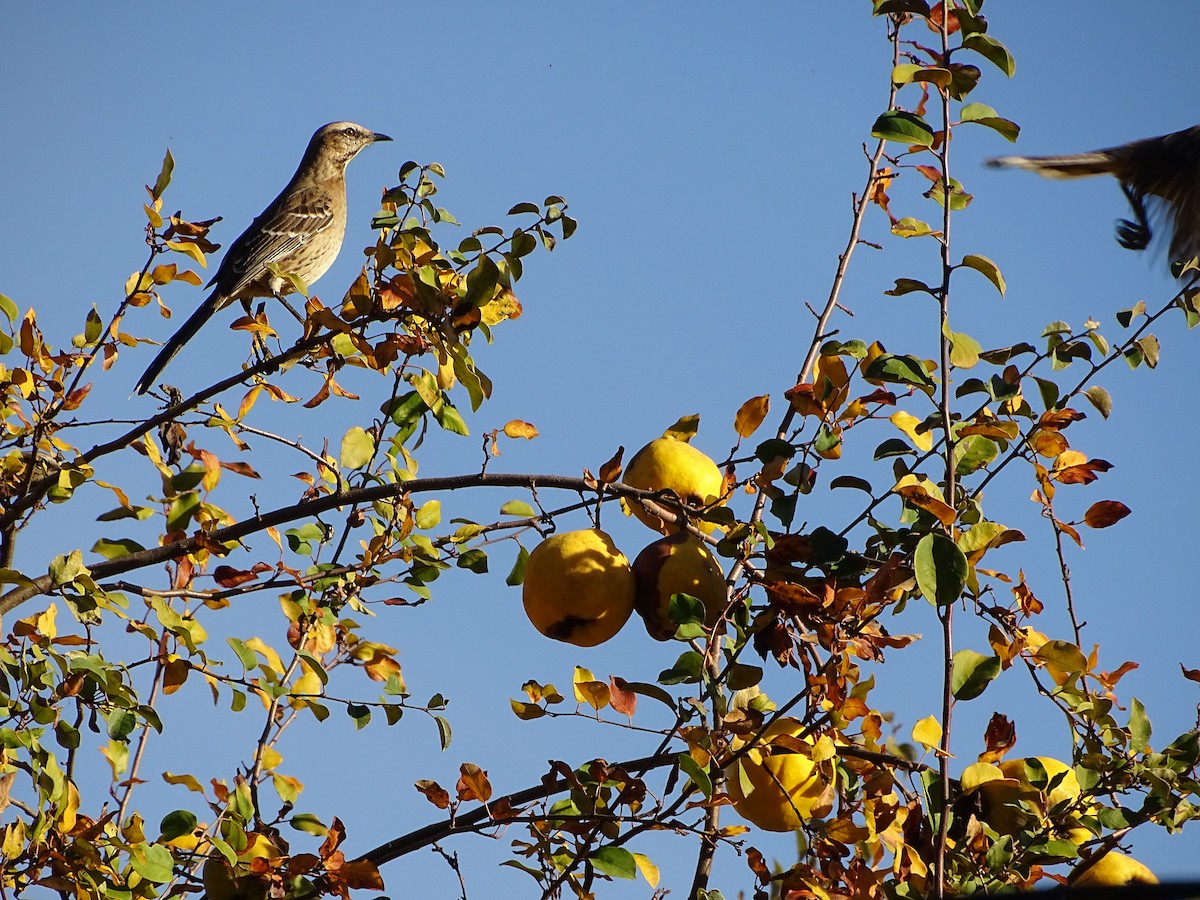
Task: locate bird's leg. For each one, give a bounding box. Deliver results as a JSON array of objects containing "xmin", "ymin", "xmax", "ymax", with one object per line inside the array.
[
  {"xmin": 240, "ymin": 298, "xmax": 274, "ymax": 366},
  {"xmin": 275, "ymin": 293, "xmax": 307, "ymax": 324},
  {"xmin": 1116, "ymin": 182, "xmax": 1153, "ymax": 251}
]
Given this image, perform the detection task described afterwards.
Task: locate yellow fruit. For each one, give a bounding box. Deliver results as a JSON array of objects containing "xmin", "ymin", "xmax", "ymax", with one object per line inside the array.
[
  {"xmin": 632, "ymin": 531, "xmax": 727, "ymax": 640},
  {"xmin": 979, "ymin": 756, "xmax": 1084, "ymax": 837},
  {"xmin": 624, "ymin": 437, "xmax": 726, "ymax": 534},
  {"xmin": 725, "ymin": 717, "xmax": 826, "ymax": 832},
  {"xmin": 1073, "ymin": 850, "xmax": 1158, "ymax": 886},
  {"xmin": 522, "ymin": 529, "xmax": 635, "ymax": 647}
]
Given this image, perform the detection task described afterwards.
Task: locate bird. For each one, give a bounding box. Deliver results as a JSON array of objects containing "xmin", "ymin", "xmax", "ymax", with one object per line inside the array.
[
  {"xmin": 987, "ymin": 124, "xmax": 1200, "ymax": 272},
  {"xmin": 134, "ymin": 121, "xmax": 392, "ymax": 395}
]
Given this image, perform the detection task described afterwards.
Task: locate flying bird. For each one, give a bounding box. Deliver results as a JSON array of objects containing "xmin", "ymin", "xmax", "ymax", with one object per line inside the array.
[
  {"xmin": 134, "ymin": 121, "xmax": 392, "ymax": 395},
  {"xmin": 987, "ymin": 125, "xmax": 1200, "ymax": 272}
]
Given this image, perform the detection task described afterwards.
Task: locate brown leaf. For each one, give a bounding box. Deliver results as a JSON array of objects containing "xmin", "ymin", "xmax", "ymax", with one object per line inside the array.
[
  {"xmin": 598, "ymin": 446, "xmax": 624, "ymax": 484},
  {"xmin": 1058, "ymin": 519, "xmax": 1084, "ymax": 548},
  {"xmin": 784, "ymin": 382, "xmax": 824, "ymax": 419},
  {"xmin": 980, "ymin": 713, "xmax": 1016, "ymax": 762},
  {"xmin": 609, "ymin": 676, "xmax": 637, "ymax": 719},
  {"xmin": 456, "ymin": 763, "xmax": 492, "ymax": 803},
  {"xmin": 1013, "ymin": 573, "xmax": 1043, "ymax": 616},
  {"xmin": 319, "ymin": 817, "xmax": 346, "ymax": 859},
  {"xmin": 220, "ymin": 461, "xmax": 261, "ymax": 478},
  {"xmin": 213, "ymin": 565, "xmax": 260, "ymax": 589},
  {"xmin": 1083, "ymin": 500, "xmax": 1131, "ymax": 529},
  {"xmin": 1037, "ymin": 408, "xmax": 1086, "ymax": 431},
  {"xmin": 1097, "ymin": 660, "xmax": 1139, "ymax": 691},
  {"xmin": 1056, "ymin": 459, "xmax": 1113, "ymax": 485},
  {"xmin": 414, "ymin": 779, "xmax": 450, "ymax": 809},
  {"xmin": 337, "ymin": 860, "xmax": 385, "ymax": 891}
]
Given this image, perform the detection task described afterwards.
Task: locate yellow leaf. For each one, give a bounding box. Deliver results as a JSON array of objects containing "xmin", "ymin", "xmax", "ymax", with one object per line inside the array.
[
  {"xmin": 960, "ymin": 761, "xmax": 1006, "ymax": 794},
  {"xmin": 503, "ymin": 420, "xmax": 539, "ymax": 439},
  {"xmin": 289, "ymin": 669, "xmax": 324, "ymax": 708},
  {"xmin": 890, "ymin": 410, "xmax": 933, "ymax": 451},
  {"xmin": 164, "ymin": 240, "xmax": 207, "ymax": 267},
  {"xmin": 734, "ymin": 394, "xmax": 771, "ymax": 438},
  {"xmin": 912, "ymin": 715, "xmax": 942, "ymax": 751},
  {"xmin": 632, "ymin": 853, "xmax": 660, "ymax": 888},
  {"xmin": 245, "ymin": 637, "xmax": 285, "ymax": 675},
  {"xmin": 260, "ymin": 746, "xmax": 283, "ymax": 771}
]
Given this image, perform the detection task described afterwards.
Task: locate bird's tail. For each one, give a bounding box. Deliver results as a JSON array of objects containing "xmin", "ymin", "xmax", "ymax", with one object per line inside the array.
[
  {"xmin": 985, "ymin": 150, "xmax": 1121, "ymax": 179},
  {"xmin": 133, "ymin": 291, "xmax": 220, "ymax": 395}
]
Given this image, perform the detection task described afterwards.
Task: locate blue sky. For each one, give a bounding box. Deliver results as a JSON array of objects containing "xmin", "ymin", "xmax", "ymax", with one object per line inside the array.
[{"xmin": 3, "ymin": 1, "xmax": 1200, "ymax": 893}]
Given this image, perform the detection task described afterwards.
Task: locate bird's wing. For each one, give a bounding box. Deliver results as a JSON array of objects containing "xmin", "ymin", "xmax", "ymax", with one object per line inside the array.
[{"xmin": 207, "ymin": 187, "xmax": 338, "ymax": 305}]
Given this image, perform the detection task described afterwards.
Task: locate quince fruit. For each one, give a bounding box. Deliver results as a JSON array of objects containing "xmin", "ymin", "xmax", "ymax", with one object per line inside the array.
[
  {"xmin": 624, "ymin": 437, "xmax": 725, "ymax": 533},
  {"xmin": 522, "ymin": 528, "xmax": 635, "ymax": 646},
  {"xmin": 632, "ymin": 531, "xmax": 727, "ymax": 640},
  {"xmin": 725, "ymin": 717, "xmax": 826, "ymax": 832}
]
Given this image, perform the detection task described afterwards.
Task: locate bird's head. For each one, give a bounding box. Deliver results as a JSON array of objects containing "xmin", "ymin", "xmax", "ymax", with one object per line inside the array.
[{"xmin": 307, "ymin": 121, "xmax": 393, "ymax": 172}]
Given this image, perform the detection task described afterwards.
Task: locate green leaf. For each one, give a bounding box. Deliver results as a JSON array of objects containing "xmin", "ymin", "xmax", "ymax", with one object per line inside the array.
[
  {"xmin": 658, "ymin": 651, "xmax": 704, "ymax": 685},
  {"xmin": 830, "ymin": 475, "xmax": 873, "ymax": 493},
  {"xmin": 130, "ymin": 843, "xmax": 175, "ymax": 883},
  {"xmin": 589, "ymin": 846, "xmax": 638, "ymax": 880},
  {"xmin": 621, "ymin": 680, "xmax": 677, "ymax": 710},
  {"xmin": 953, "ymin": 434, "xmax": 999, "ymax": 477},
  {"xmin": 962, "ymin": 33, "xmax": 1016, "ymax": 76},
  {"xmin": 436, "ymin": 400, "xmax": 470, "ymax": 436},
  {"xmin": 415, "ymin": 500, "xmax": 441, "ymax": 530},
  {"xmin": 48, "ymin": 549, "xmax": 87, "ymax": 585},
  {"xmin": 340, "ymin": 426, "xmax": 375, "ymax": 470},
  {"xmin": 506, "ymin": 544, "xmax": 529, "ymax": 587},
  {"xmin": 886, "ymin": 278, "xmax": 935, "ymax": 296},
  {"xmin": 677, "ymin": 752, "xmax": 713, "ymax": 798},
  {"xmin": 914, "ymin": 533, "xmax": 968, "ymax": 606},
  {"xmin": 227, "ymin": 638, "xmax": 258, "ymax": 673},
  {"xmin": 159, "ymin": 809, "xmax": 198, "ymax": 841},
  {"xmin": 0, "ymin": 293, "xmax": 18, "ymax": 324},
  {"xmin": 151, "ymin": 148, "xmax": 174, "ymax": 200},
  {"xmin": 290, "ymin": 813, "xmax": 329, "ymax": 836},
  {"xmin": 960, "ymin": 104, "xmax": 1020, "ymax": 142},
  {"xmin": 1129, "ymin": 697, "xmax": 1151, "ymax": 752},
  {"xmin": 347, "ymin": 703, "xmax": 371, "ymax": 730},
  {"xmin": 948, "ymin": 330, "xmax": 982, "ymax": 369},
  {"xmin": 435, "ymin": 715, "xmax": 452, "ymax": 750},
  {"xmin": 951, "ymin": 649, "xmax": 1001, "ymax": 700},
  {"xmin": 960, "ymin": 254, "xmax": 1006, "ymax": 295},
  {"xmin": 106, "ymin": 708, "xmax": 137, "ymax": 741},
  {"xmin": 865, "ymin": 354, "xmax": 936, "ymax": 391},
  {"xmin": 90, "ymin": 538, "xmax": 144, "ymax": 560},
  {"xmin": 891, "ymin": 217, "xmax": 936, "ymax": 238},
  {"xmin": 456, "ymin": 548, "xmax": 488, "ymax": 574},
  {"xmin": 870, "ymin": 110, "xmax": 935, "ymax": 147},
  {"xmin": 500, "ymin": 500, "xmax": 535, "ymax": 517},
  {"xmin": 1082, "ymin": 386, "xmax": 1112, "ymax": 419}
]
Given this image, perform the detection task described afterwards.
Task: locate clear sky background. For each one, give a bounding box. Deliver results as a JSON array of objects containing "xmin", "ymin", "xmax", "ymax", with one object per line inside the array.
[{"xmin": 3, "ymin": 2, "xmax": 1199, "ymax": 894}]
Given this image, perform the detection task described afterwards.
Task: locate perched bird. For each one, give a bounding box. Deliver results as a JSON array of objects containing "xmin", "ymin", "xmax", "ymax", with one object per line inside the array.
[
  {"xmin": 987, "ymin": 125, "xmax": 1200, "ymax": 271},
  {"xmin": 134, "ymin": 121, "xmax": 392, "ymax": 395}
]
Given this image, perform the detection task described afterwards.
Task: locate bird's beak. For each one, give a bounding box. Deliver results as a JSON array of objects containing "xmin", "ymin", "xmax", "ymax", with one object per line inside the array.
[{"xmin": 372, "ymin": 132, "xmax": 393, "ymax": 143}]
